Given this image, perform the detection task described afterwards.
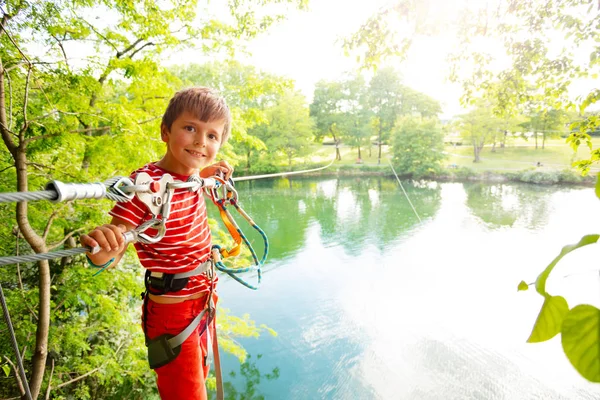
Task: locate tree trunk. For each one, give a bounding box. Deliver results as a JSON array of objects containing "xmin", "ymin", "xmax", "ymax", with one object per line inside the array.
[
  {"xmin": 329, "ymin": 126, "xmax": 341, "ymax": 161},
  {"xmin": 377, "ymin": 119, "xmax": 382, "ymax": 165},
  {"xmin": 246, "ymin": 148, "xmax": 251, "ymax": 170},
  {"xmin": 1, "ymin": 48, "xmax": 49, "ymax": 399},
  {"xmin": 358, "ymin": 146, "xmax": 362, "ymax": 160},
  {"xmin": 473, "ymin": 145, "xmax": 480, "ymax": 162},
  {"xmin": 16, "ymin": 148, "xmax": 50, "ymax": 400},
  {"xmin": 542, "ymin": 120, "xmax": 547, "ymax": 150}
]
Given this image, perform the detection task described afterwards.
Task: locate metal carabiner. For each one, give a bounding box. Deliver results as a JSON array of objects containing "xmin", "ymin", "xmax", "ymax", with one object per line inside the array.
[
  {"xmin": 133, "ymin": 218, "xmax": 167, "ymax": 244},
  {"xmin": 208, "ymin": 176, "xmax": 237, "ymax": 206}
]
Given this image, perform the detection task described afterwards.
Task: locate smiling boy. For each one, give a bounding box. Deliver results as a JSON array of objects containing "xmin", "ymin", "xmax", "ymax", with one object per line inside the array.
[{"xmin": 81, "ymin": 87, "xmax": 233, "ymax": 399}]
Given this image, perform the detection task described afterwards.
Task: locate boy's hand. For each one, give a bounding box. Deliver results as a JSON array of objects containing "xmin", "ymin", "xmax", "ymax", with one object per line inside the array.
[
  {"xmin": 200, "ymin": 160, "xmax": 234, "ymax": 181},
  {"xmin": 80, "ymin": 224, "xmax": 127, "ymax": 256}
]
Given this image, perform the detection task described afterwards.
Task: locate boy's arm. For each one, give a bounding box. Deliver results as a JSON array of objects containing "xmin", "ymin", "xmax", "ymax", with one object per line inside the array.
[{"xmin": 80, "ymin": 216, "xmax": 136, "ymax": 268}]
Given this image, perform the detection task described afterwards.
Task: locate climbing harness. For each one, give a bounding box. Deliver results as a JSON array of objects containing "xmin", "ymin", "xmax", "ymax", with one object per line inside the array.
[
  {"xmin": 0, "ymin": 155, "xmax": 334, "ymax": 399},
  {"xmin": 207, "ymin": 176, "xmax": 268, "ymax": 290}
]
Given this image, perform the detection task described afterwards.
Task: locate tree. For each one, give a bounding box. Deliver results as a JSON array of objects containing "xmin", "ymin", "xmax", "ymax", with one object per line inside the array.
[
  {"xmin": 261, "ymin": 90, "xmax": 315, "ymax": 168},
  {"xmin": 340, "ymin": 75, "xmax": 371, "ymax": 161},
  {"xmin": 170, "ymin": 62, "xmax": 292, "ymax": 170},
  {"xmin": 367, "ymin": 67, "xmax": 405, "ymax": 165},
  {"xmin": 391, "ymin": 116, "xmax": 445, "ymax": 177},
  {"xmin": 0, "ymin": 0, "xmax": 305, "ymax": 397},
  {"xmin": 344, "ymin": 0, "xmax": 600, "ymax": 382},
  {"xmin": 457, "ymin": 102, "xmax": 504, "ymax": 163},
  {"xmin": 310, "ymin": 80, "xmax": 346, "ymax": 161}
]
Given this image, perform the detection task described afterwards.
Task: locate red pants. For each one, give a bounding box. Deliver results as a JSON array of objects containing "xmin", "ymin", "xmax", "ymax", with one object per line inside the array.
[{"xmin": 142, "ymin": 293, "xmax": 217, "ymax": 400}]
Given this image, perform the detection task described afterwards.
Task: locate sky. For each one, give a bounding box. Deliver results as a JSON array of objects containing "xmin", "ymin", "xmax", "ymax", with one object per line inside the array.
[
  {"xmin": 239, "ymin": 0, "xmax": 465, "ymax": 119},
  {"xmin": 165, "ymin": 0, "xmax": 466, "ymax": 119}
]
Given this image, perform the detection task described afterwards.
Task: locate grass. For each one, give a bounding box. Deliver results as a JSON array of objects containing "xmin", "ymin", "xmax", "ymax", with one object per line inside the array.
[
  {"xmin": 444, "ymin": 138, "xmax": 600, "ymax": 172},
  {"xmin": 306, "ymin": 138, "xmax": 600, "ymax": 173}
]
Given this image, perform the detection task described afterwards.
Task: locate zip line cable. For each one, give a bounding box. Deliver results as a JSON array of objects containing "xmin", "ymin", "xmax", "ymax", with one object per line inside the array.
[
  {"xmin": 388, "ymin": 159, "xmax": 422, "ymax": 223},
  {"xmin": 0, "ymin": 283, "xmax": 33, "ymax": 400},
  {"xmin": 233, "ymin": 156, "xmax": 336, "ymax": 182},
  {"xmin": 0, "ymin": 154, "xmax": 337, "ymax": 396}
]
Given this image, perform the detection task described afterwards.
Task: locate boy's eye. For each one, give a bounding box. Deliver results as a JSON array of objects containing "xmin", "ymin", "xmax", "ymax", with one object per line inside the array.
[
  {"xmin": 185, "ymin": 126, "xmax": 195, "ymax": 132},
  {"xmin": 208, "ymin": 133, "xmax": 217, "ymax": 140}
]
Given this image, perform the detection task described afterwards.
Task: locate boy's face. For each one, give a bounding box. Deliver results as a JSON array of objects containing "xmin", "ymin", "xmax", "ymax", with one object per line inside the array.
[{"xmin": 160, "ymin": 110, "xmax": 225, "ymax": 176}]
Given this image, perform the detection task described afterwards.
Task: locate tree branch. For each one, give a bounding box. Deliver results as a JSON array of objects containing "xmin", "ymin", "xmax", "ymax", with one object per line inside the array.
[
  {"xmin": 44, "ymin": 358, "xmax": 54, "ymax": 400},
  {"xmin": 0, "ymin": 164, "xmax": 14, "ymax": 173},
  {"xmin": 18, "ymin": 66, "xmax": 32, "ymax": 142},
  {"xmin": 79, "ymin": 19, "xmax": 119, "ymax": 53},
  {"xmin": 138, "ymin": 115, "xmax": 161, "ymax": 125},
  {"xmin": 42, "ymin": 211, "xmax": 58, "ymax": 241},
  {"xmin": 50, "ymin": 33, "xmax": 70, "ymax": 71},
  {"xmin": 48, "ymin": 228, "xmax": 84, "ymax": 251},
  {"xmin": 13, "ymin": 227, "xmax": 39, "ymax": 320},
  {"xmin": 3, "ymin": 356, "xmax": 25, "ymax": 398},
  {"xmin": 0, "ymin": 55, "xmax": 17, "ymax": 155},
  {"xmin": 53, "ymin": 367, "xmax": 100, "ymax": 390},
  {"xmin": 70, "ymin": 126, "xmax": 111, "ymax": 134},
  {"xmin": 116, "ymin": 38, "xmax": 143, "ymax": 58},
  {"xmin": 128, "ymin": 41, "xmax": 154, "ymax": 59},
  {"xmin": 4, "ymin": 61, "xmax": 12, "ymax": 130}
]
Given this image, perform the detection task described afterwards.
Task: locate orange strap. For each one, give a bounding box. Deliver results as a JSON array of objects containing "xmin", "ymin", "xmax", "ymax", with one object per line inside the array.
[{"xmin": 218, "ymin": 205, "xmax": 242, "ymax": 258}]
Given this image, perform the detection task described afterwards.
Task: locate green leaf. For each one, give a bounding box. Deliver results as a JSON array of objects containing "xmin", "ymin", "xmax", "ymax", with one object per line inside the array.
[
  {"xmin": 561, "ymin": 305, "xmax": 600, "ymax": 382},
  {"xmin": 2, "ymin": 364, "xmax": 9, "ymax": 377},
  {"xmin": 595, "ymin": 174, "xmax": 600, "ymax": 199},
  {"xmin": 527, "ymin": 295, "xmax": 569, "ymax": 343},
  {"xmin": 535, "ymin": 234, "xmax": 600, "ymax": 296},
  {"xmin": 517, "ymin": 280, "xmax": 529, "ymax": 291}
]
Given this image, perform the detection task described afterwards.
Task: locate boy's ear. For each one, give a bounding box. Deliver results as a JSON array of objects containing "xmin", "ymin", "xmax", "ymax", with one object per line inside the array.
[{"xmin": 160, "ymin": 124, "xmax": 169, "ymax": 143}]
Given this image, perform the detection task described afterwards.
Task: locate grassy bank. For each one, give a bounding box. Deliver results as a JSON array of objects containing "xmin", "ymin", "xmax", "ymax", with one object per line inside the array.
[{"xmin": 235, "ymin": 138, "xmax": 599, "ymax": 185}]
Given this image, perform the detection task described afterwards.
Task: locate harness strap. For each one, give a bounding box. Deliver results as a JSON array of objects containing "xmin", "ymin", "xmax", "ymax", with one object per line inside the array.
[
  {"xmin": 149, "ymin": 260, "xmax": 212, "ymax": 280},
  {"xmin": 211, "ymin": 313, "xmax": 224, "ymax": 400},
  {"xmin": 166, "ymin": 308, "xmax": 208, "ymax": 348}
]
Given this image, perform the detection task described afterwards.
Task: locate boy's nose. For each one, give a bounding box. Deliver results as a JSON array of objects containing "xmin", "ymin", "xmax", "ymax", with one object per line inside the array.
[{"xmin": 194, "ymin": 135, "xmax": 206, "ymax": 147}]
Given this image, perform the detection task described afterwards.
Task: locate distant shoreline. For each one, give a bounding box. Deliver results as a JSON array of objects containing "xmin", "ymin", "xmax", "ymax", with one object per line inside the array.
[{"xmin": 236, "ymin": 167, "xmax": 596, "ymax": 186}]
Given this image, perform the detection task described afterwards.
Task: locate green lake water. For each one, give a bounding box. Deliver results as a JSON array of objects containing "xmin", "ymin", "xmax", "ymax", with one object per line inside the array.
[{"xmin": 212, "ymin": 177, "xmax": 600, "ymax": 399}]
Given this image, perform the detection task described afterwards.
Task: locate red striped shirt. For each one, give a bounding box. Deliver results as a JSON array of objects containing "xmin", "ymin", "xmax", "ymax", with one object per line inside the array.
[{"xmin": 110, "ymin": 163, "xmax": 217, "ymax": 298}]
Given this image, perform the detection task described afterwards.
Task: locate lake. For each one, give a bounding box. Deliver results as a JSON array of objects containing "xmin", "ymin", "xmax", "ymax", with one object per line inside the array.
[{"xmin": 212, "ymin": 177, "xmax": 600, "ymax": 399}]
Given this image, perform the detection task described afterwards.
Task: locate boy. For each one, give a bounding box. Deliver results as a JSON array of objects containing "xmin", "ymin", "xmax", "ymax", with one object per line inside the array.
[{"xmin": 80, "ymin": 87, "xmax": 234, "ymax": 400}]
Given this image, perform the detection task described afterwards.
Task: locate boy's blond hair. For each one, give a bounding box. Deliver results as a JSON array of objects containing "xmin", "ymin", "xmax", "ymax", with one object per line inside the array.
[{"xmin": 161, "ymin": 87, "xmax": 232, "ymax": 143}]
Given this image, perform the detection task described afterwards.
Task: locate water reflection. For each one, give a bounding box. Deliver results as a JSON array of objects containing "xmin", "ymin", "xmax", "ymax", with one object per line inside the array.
[
  {"xmin": 227, "ymin": 177, "xmax": 442, "ymax": 260},
  {"xmin": 462, "ymin": 182, "xmax": 584, "ymax": 230},
  {"xmin": 208, "ymin": 354, "xmax": 280, "ymax": 400},
  {"xmin": 215, "ymin": 177, "xmax": 600, "ymax": 399}
]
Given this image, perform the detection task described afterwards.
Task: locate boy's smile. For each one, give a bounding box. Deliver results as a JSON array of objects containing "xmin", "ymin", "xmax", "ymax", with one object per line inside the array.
[{"xmin": 158, "ymin": 111, "xmax": 225, "ymax": 176}]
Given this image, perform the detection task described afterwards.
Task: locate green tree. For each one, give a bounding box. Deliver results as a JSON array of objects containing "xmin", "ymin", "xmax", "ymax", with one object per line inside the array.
[
  {"xmin": 171, "ymin": 62, "xmax": 292, "ymax": 170},
  {"xmin": 0, "ymin": 0, "xmax": 305, "ymax": 398},
  {"xmin": 391, "ymin": 116, "xmax": 445, "ymax": 177},
  {"xmin": 367, "ymin": 67, "xmax": 404, "ymax": 165},
  {"xmin": 345, "ymin": 0, "xmax": 600, "ymax": 382},
  {"xmin": 309, "ymin": 80, "xmax": 346, "ymax": 161},
  {"xmin": 340, "ymin": 75, "xmax": 371, "ymax": 161},
  {"xmin": 261, "ymin": 90, "xmax": 315, "ymax": 168},
  {"xmin": 457, "ymin": 102, "xmax": 504, "ymax": 163}
]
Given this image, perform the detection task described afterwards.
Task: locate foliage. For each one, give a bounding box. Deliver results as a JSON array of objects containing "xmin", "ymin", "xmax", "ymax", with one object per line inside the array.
[
  {"xmin": 255, "ymin": 90, "xmax": 315, "ymax": 168},
  {"xmin": 456, "ymin": 101, "xmax": 505, "ymax": 162},
  {"xmin": 170, "ymin": 62, "xmax": 293, "ymax": 170},
  {"xmin": 309, "ymin": 79, "xmax": 349, "ymax": 161},
  {"xmin": 519, "ymin": 224, "xmax": 600, "ymax": 382},
  {"xmin": 0, "ymin": 0, "xmax": 306, "ymax": 398},
  {"xmin": 391, "ymin": 116, "xmax": 445, "ymax": 178}
]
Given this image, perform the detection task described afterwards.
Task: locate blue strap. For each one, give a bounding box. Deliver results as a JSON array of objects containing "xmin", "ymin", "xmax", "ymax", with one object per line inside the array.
[{"xmin": 86, "ymin": 255, "xmax": 115, "ymax": 276}]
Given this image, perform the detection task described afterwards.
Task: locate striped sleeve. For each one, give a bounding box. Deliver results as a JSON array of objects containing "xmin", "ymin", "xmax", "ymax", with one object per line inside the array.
[{"xmin": 108, "ymin": 172, "xmax": 148, "ymax": 226}]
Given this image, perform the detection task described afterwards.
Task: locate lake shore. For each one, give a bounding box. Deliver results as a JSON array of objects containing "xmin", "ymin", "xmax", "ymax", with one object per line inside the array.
[{"xmin": 236, "ymin": 166, "xmax": 596, "ymax": 186}]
